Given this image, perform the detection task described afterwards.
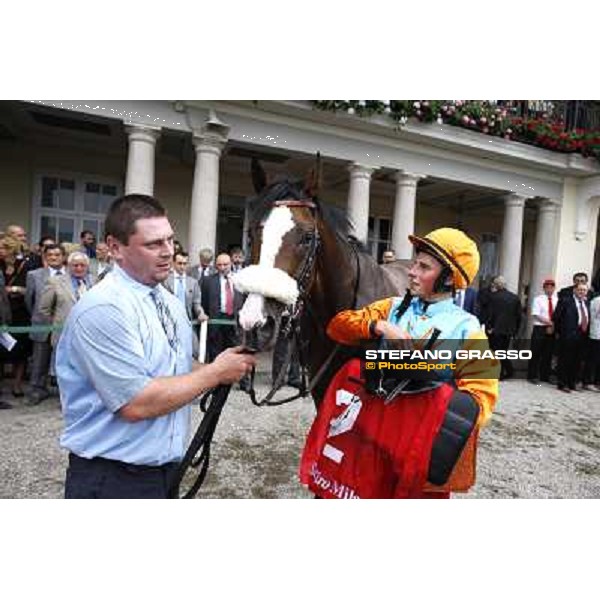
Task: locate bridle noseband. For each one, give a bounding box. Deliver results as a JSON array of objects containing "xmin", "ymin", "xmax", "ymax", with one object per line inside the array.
[
  {"xmin": 274, "ymin": 199, "xmax": 320, "ymax": 337},
  {"xmin": 246, "ymin": 198, "xmax": 322, "ymax": 406}
]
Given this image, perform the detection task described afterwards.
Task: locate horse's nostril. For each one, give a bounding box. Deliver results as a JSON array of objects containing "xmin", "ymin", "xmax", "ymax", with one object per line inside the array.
[{"xmin": 249, "ymin": 316, "xmax": 279, "ymax": 351}]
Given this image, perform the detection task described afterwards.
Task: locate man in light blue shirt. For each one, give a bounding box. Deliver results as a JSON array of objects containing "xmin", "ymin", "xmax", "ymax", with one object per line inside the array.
[{"xmin": 57, "ymin": 194, "xmax": 256, "ymax": 499}]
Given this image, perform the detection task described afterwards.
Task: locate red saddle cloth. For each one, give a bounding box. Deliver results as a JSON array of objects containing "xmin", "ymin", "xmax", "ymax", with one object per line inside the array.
[{"xmin": 299, "ymin": 359, "xmax": 453, "ymax": 499}]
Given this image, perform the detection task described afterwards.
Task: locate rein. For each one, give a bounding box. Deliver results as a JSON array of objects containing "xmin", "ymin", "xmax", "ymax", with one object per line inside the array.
[
  {"xmin": 168, "ymin": 384, "xmax": 231, "ymax": 499},
  {"xmin": 169, "ymin": 198, "xmax": 323, "ymax": 497},
  {"xmin": 169, "ymin": 199, "xmax": 363, "ymax": 496},
  {"xmin": 245, "ymin": 198, "xmax": 361, "ymax": 406}
]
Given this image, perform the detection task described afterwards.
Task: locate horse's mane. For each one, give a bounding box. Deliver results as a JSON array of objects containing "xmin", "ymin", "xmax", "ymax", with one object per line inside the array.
[{"xmin": 248, "ymin": 175, "xmax": 369, "ymax": 255}]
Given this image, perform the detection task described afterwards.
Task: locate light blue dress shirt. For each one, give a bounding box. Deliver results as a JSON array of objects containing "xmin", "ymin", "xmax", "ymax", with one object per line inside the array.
[{"xmin": 56, "ymin": 263, "xmax": 194, "ymax": 465}]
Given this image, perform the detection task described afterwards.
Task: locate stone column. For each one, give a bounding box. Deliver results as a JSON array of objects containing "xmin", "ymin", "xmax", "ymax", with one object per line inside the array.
[
  {"xmin": 188, "ymin": 125, "xmax": 228, "ymax": 260},
  {"xmin": 124, "ymin": 125, "xmax": 161, "ymax": 196},
  {"xmin": 346, "ymin": 163, "xmax": 374, "ymax": 243},
  {"xmin": 391, "ymin": 171, "xmax": 421, "ymax": 259},
  {"xmin": 498, "ymin": 193, "xmax": 527, "ymax": 293},
  {"xmin": 530, "ymin": 198, "xmax": 561, "ymax": 306}
]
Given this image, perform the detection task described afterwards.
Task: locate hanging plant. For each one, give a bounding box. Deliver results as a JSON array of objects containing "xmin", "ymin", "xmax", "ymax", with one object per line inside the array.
[{"xmin": 311, "ymin": 100, "xmax": 600, "ymax": 162}]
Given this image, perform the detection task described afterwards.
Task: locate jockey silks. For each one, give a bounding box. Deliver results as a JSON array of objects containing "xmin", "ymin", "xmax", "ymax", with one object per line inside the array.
[{"xmin": 299, "ymin": 358, "xmax": 454, "ymax": 498}]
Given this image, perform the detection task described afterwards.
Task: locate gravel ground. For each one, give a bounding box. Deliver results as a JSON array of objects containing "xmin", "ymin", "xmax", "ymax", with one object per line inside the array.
[{"xmin": 1, "ymin": 355, "xmax": 599, "ymax": 499}]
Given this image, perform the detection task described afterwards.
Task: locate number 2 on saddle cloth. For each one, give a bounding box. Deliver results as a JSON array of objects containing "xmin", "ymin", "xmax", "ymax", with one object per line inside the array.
[{"xmin": 299, "ymin": 358, "xmax": 469, "ymax": 499}]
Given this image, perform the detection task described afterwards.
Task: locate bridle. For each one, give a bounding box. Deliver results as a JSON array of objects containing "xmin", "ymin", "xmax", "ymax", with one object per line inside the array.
[
  {"xmin": 245, "ymin": 197, "xmax": 323, "ymax": 406},
  {"xmin": 169, "ymin": 196, "xmax": 359, "ymax": 497}
]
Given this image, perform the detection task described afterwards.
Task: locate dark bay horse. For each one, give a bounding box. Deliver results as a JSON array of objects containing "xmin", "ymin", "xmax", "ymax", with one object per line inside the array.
[{"xmin": 234, "ymin": 165, "xmax": 410, "ymax": 404}]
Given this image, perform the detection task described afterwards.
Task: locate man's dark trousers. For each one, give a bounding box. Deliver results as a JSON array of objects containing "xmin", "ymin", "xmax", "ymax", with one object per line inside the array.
[{"xmin": 65, "ymin": 453, "xmax": 178, "ymax": 499}]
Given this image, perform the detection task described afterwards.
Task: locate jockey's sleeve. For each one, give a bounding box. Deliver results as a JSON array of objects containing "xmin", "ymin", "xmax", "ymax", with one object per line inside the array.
[
  {"xmin": 454, "ymin": 329, "xmax": 499, "ymax": 427},
  {"xmin": 326, "ymin": 297, "xmax": 394, "ymax": 345}
]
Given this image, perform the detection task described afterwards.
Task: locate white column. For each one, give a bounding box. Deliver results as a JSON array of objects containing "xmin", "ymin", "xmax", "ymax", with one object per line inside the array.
[
  {"xmin": 188, "ymin": 131, "xmax": 227, "ymax": 260},
  {"xmin": 124, "ymin": 125, "xmax": 160, "ymax": 196},
  {"xmin": 346, "ymin": 163, "xmax": 373, "ymax": 243},
  {"xmin": 530, "ymin": 198, "xmax": 561, "ymax": 305},
  {"xmin": 391, "ymin": 171, "xmax": 421, "ymax": 259},
  {"xmin": 498, "ymin": 193, "xmax": 527, "ymax": 293}
]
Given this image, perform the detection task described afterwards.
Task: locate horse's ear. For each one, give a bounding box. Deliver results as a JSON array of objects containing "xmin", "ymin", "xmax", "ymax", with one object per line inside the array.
[
  {"xmin": 251, "ymin": 158, "xmax": 268, "ymax": 194},
  {"xmin": 304, "ymin": 151, "xmax": 322, "ymax": 198}
]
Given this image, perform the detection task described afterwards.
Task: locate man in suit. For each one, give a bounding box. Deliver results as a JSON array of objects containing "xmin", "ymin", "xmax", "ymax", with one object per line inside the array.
[
  {"xmin": 88, "ymin": 241, "xmax": 113, "ymax": 279},
  {"xmin": 163, "ymin": 251, "xmax": 207, "ymax": 359},
  {"xmin": 79, "ymin": 230, "xmax": 97, "ymax": 259},
  {"xmin": 558, "ymin": 272, "xmax": 592, "ymax": 301},
  {"xmin": 454, "ymin": 286, "xmax": 479, "ymax": 317},
  {"xmin": 483, "ymin": 275, "xmax": 522, "ymax": 379},
  {"xmin": 553, "ymin": 282, "xmax": 590, "ymax": 392},
  {"xmin": 25, "ymin": 244, "xmax": 66, "ymax": 404},
  {"xmin": 188, "ymin": 248, "xmax": 216, "ymax": 285},
  {"xmin": 201, "ymin": 253, "xmax": 245, "ymax": 365},
  {"xmin": 229, "ymin": 246, "xmax": 246, "ymax": 274},
  {"xmin": 381, "ymin": 249, "xmax": 396, "ymax": 264},
  {"xmin": 39, "ymin": 251, "xmax": 95, "ymax": 349}
]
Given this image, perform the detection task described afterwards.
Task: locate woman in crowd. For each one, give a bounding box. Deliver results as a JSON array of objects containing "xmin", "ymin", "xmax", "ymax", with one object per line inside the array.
[{"xmin": 0, "ymin": 233, "xmax": 33, "ymax": 397}]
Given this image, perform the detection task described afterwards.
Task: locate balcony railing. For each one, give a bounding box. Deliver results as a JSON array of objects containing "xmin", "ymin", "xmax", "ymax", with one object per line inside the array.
[
  {"xmin": 495, "ymin": 100, "xmax": 600, "ymax": 132},
  {"xmin": 312, "ymin": 100, "xmax": 600, "ymax": 162}
]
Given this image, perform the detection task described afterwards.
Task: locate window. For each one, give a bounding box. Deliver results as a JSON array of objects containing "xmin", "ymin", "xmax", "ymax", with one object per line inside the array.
[
  {"xmin": 367, "ymin": 217, "xmax": 392, "ymax": 262},
  {"xmin": 32, "ymin": 173, "xmax": 120, "ymax": 244},
  {"xmin": 479, "ymin": 233, "xmax": 499, "ymax": 285}
]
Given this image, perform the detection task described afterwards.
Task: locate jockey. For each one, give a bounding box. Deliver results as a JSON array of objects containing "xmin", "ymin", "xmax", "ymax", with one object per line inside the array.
[{"xmin": 310, "ymin": 227, "xmax": 499, "ymax": 497}]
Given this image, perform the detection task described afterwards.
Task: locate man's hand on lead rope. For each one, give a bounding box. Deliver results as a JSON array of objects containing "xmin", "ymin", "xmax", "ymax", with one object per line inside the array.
[{"xmin": 212, "ymin": 346, "xmax": 257, "ymax": 385}]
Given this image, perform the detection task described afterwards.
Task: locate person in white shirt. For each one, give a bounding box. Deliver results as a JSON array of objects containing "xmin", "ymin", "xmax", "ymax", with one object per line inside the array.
[{"xmin": 528, "ymin": 278, "xmax": 558, "ymax": 384}]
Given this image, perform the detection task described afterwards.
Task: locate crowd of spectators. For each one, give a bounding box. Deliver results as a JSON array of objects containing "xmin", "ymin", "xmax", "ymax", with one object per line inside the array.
[
  {"xmin": 3, "ymin": 221, "xmax": 598, "ymax": 408},
  {"xmin": 0, "ymin": 223, "xmax": 263, "ymax": 409},
  {"xmin": 456, "ymin": 271, "xmax": 600, "ymax": 391}
]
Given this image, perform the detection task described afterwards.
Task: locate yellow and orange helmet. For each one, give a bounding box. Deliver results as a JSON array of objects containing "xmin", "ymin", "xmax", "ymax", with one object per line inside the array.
[{"xmin": 408, "ymin": 227, "xmax": 480, "ymax": 290}]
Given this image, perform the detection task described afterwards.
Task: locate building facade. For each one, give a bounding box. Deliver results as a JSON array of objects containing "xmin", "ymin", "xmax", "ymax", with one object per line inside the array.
[{"xmin": 1, "ymin": 99, "xmax": 600, "ymax": 307}]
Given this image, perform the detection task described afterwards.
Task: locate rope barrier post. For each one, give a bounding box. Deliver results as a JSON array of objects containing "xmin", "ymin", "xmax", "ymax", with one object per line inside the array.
[{"xmin": 199, "ymin": 320, "xmax": 208, "ymax": 363}]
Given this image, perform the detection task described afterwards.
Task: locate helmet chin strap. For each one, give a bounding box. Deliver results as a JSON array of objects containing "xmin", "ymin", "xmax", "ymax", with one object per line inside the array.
[{"xmin": 432, "ymin": 265, "xmax": 454, "ymax": 294}]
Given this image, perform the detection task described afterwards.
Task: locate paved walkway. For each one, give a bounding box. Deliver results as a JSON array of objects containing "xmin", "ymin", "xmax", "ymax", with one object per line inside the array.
[{"xmin": 1, "ymin": 364, "xmax": 599, "ymax": 499}]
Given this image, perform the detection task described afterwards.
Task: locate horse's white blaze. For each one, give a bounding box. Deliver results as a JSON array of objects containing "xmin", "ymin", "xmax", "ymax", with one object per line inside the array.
[
  {"xmin": 235, "ymin": 206, "xmax": 300, "ymax": 330},
  {"xmin": 258, "ymin": 206, "xmax": 295, "ymax": 268}
]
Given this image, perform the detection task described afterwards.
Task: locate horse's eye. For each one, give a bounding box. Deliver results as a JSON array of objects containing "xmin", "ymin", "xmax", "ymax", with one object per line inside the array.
[{"xmin": 300, "ymin": 230, "xmax": 314, "ymax": 245}]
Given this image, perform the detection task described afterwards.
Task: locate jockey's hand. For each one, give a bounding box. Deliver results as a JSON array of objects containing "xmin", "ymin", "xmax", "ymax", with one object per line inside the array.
[
  {"xmin": 212, "ymin": 346, "xmax": 257, "ymax": 384},
  {"xmin": 197, "ymin": 314, "xmax": 209, "ymax": 323},
  {"xmin": 374, "ymin": 321, "xmax": 410, "ymax": 341}
]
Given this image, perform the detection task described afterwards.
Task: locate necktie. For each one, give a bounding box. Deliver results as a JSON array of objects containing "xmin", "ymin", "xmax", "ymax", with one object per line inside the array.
[
  {"xmin": 579, "ymin": 299, "xmax": 588, "ymax": 332},
  {"xmin": 224, "ymin": 276, "xmax": 233, "ymax": 315},
  {"xmin": 77, "ymin": 279, "xmax": 87, "ymax": 300},
  {"xmin": 150, "ymin": 288, "xmax": 179, "ymax": 351},
  {"xmin": 547, "ymin": 296, "xmax": 553, "ymax": 320},
  {"xmin": 176, "ymin": 277, "xmax": 186, "ymax": 305}
]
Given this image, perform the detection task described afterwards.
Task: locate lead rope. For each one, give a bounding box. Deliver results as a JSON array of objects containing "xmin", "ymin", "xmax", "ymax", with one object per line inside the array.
[{"xmin": 167, "ymin": 384, "xmax": 231, "ymax": 499}]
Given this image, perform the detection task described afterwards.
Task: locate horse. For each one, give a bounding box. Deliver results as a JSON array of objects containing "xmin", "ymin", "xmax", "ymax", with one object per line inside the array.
[{"xmin": 234, "ymin": 161, "xmax": 411, "ymax": 405}]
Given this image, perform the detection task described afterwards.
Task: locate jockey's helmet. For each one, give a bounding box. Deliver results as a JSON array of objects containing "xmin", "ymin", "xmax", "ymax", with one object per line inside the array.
[{"xmin": 408, "ymin": 227, "xmax": 479, "ymax": 290}]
